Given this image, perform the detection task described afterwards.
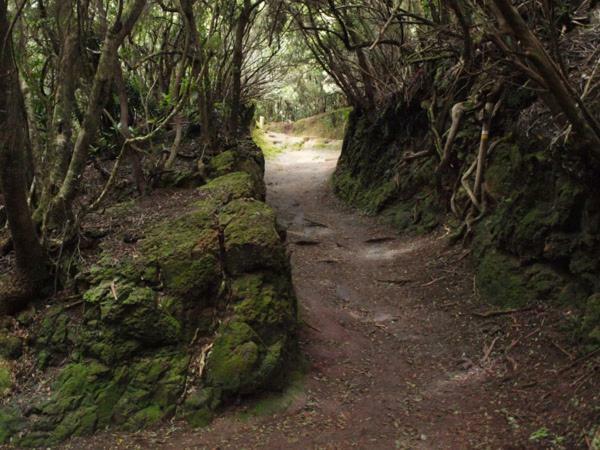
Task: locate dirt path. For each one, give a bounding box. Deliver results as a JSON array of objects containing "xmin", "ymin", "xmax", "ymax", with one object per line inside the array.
[{"xmin": 67, "ymin": 133, "xmax": 598, "ymax": 449}]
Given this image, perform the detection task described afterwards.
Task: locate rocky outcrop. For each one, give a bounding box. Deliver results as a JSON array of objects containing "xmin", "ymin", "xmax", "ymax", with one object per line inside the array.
[{"xmin": 0, "ymin": 140, "xmax": 297, "ymax": 446}]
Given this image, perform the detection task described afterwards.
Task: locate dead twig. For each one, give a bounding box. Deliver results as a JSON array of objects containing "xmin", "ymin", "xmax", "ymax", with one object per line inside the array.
[
  {"xmin": 377, "ymin": 278, "xmax": 412, "ymax": 285},
  {"xmin": 293, "ymin": 240, "xmax": 320, "ymax": 246},
  {"xmin": 364, "ymin": 236, "xmax": 396, "ymax": 244},
  {"xmin": 482, "ymin": 336, "xmax": 500, "ymax": 364},
  {"xmin": 302, "ymin": 320, "xmax": 322, "ymax": 333},
  {"xmin": 551, "ymin": 340, "xmax": 575, "ymax": 360},
  {"xmin": 558, "ymin": 347, "xmax": 600, "ymax": 374},
  {"xmin": 471, "ymin": 305, "xmax": 537, "ymax": 318},
  {"xmin": 421, "ymin": 276, "xmax": 446, "ymax": 287}
]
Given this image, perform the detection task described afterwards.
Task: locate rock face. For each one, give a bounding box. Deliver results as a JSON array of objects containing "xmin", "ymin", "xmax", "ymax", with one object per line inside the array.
[
  {"xmin": 333, "ymin": 76, "xmax": 600, "ymax": 347},
  {"xmin": 0, "ymin": 140, "xmax": 297, "ymax": 446}
]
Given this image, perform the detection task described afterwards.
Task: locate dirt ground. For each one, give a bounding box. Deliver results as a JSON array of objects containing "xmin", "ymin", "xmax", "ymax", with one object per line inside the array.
[{"xmin": 59, "ymin": 133, "xmax": 598, "ymax": 449}]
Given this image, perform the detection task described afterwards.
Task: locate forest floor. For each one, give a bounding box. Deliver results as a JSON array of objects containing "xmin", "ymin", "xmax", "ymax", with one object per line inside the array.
[{"xmin": 64, "ymin": 133, "xmax": 598, "ymax": 449}]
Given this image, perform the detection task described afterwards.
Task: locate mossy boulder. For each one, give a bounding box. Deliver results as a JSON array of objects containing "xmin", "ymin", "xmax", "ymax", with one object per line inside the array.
[
  {"xmin": 80, "ymin": 282, "xmax": 182, "ymax": 364},
  {"xmin": 209, "ymin": 142, "xmax": 265, "ymax": 182},
  {"xmin": 157, "ymin": 169, "xmax": 205, "ymax": 189},
  {"xmin": 205, "ymin": 321, "xmax": 285, "ymax": 396},
  {"xmin": 140, "ymin": 205, "xmax": 223, "ymax": 302},
  {"xmin": 219, "ymin": 199, "xmax": 286, "ymax": 275},
  {"xmin": 34, "ymin": 307, "xmax": 76, "ymax": 368},
  {"xmin": 181, "ymin": 387, "xmax": 221, "ymax": 427},
  {"xmin": 19, "ymin": 352, "xmax": 190, "ymax": 444},
  {"xmin": 209, "ymin": 150, "xmax": 237, "ymax": 177},
  {"xmin": 7, "ymin": 137, "xmax": 298, "ymax": 445},
  {"xmin": 200, "ymin": 171, "xmax": 265, "ymax": 203}
]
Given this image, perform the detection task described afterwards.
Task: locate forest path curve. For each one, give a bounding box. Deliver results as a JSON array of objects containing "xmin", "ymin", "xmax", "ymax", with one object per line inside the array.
[{"xmin": 65, "ymin": 132, "xmax": 594, "ymax": 450}]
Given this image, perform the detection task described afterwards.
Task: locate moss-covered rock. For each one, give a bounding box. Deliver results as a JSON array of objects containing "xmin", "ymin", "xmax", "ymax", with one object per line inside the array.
[
  {"xmin": 139, "ymin": 204, "xmax": 223, "ymax": 303},
  {"xmin": 201, "ymin": 171, "xmax": 265, "ymax": 203},
  {"xmin": 79, "ymin": 282, "xmax": 182, "ymax": 365},
  {"xmin": 209, "ymin": 141, "xmax": 265, "ymax": 181},
  {"xmin": 231, "ymin": 273, "xmax": 296, "ymax": 340},
  {"xmin": 219, "ymin": 199, "xmax": 286, "ymax": 275},
  {"xmin": 182, "ymin": 387, "xmax": 221, "ymax": 427},
  {"xmin": 205, "ymin": 321, "xmax": 284, "ymax": 395},
  {"xmin": 34, "ymin": 307, "xmax": 76, "ymax": 368},
  {"xmin": 476, "ymin": 250, "xmax": 533, "ymax": 308},
  {"xmin": 6, "ymin": 137, "xmax": 298, "ymax": 445}
]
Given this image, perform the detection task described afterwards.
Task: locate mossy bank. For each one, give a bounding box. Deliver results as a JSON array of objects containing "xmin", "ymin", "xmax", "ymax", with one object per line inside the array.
[
  {"xmin": 333, "ymin": 67, "xmax": 600, "ymax": 348},
  {"xmin": 0, "ymin": 139, "xmax": 297, "ymax": 446}
]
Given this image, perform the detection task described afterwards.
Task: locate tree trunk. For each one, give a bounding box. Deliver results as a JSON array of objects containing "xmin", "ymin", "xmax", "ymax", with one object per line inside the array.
[
  {"xmin": 230, "ymin": 0, "xmax": 251, "ymax": 137},
  {"xmin": 114, "ymin": 62, "xmax": 147, "ymax": 194},
  {"xmin": 45, "ymin": 0, "xmax": 147, "ymax": 225},
  {"xmin": 0, "ymin": 0, "xmax": 49, "ymax": 314}
]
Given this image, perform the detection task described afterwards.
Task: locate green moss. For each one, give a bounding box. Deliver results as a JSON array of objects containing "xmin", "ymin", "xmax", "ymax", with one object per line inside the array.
[
  {"xmin": 209, "ymin": 146, "xmax": 265, "ymax": 181},
  {"xmin": 524, "ymin": 264, "xmax": 566, "ymax": 300},
  {"xmin": 232, "ymin": 273, "xmax": 296, "ymax": 340},
  {"xmin": 51, "ymin": 406, "xmax": 98, "ymax": 442},
  {"xmin": 0, "ymin": 333, "xmax": 23, "ymax": 359},
  {"xmin": 333, "ymin": 168, "xmax": 397, "ymax": 215},
  {"xmin": 81, "ymin": 282, "xmax": 181, "ymax": 354},
  {"xmin": 182, "ymin": 387, "xmax": 221, "ymax": 427},
  {"xmin": 252, "ymin": 128, "xmax": 283, "ymax": 159},
  {"xmin": 476, "ymin": 250, "xmax": 533, "ymax": 308},
  {"xmin": 219, "ymin": 199, "xmax": 286, "ymax": 275},
  {"xmin": 123, "ymin": 405, "xmax": 163, "ymax": 431},
  {"xmin": 0, "ymin": 360, "xmax": 12, "ymax": 397},
  {"xmin": 237, "ymin": 370, "xmax": 305, "ymax": 420},
  {"xmin": 157, "ymin": 170, "xmax": 204, "ymax": 189},
  {"xmin": 581, "ymin": 294, "xmax": 600, "ymax": 346},
  {"xmin": 206, "ymin": 321, "xmax": 262, "ymax": 394},
  {"xmin": 200, "ymin": 171, "xmax": 264, "ymax": 203},
  {"xmin": 210, "ymin": 150, "xmax": 237, "ymax": 176},
  {"xmin": 55, "ymin": 362, "xmax": 111, "ymax": 398},
  {"xmin": 140, "ymin": 207, "xmax": 222, "ymax": 302},
  {"xmin": 34, "ymin": 308, "xmax": 75, "ymax": 367},
  {"xmin": 0, "ymin": 408, "xmax": 23, "ymax": 444}
]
